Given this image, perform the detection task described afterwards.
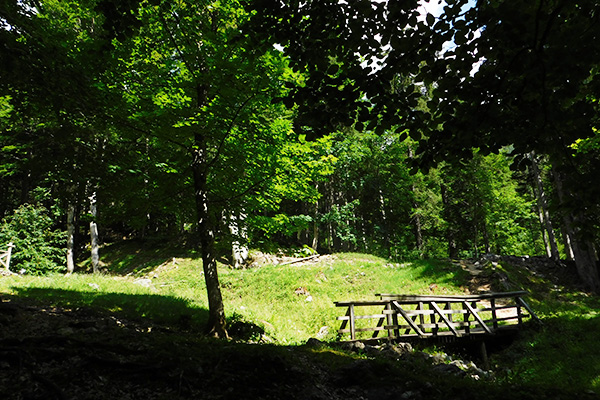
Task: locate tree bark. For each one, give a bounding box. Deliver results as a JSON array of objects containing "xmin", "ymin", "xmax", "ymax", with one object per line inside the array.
[
  {"xmin": 89, "ymin": 191, "xmax": 100, "ymax": 274},
  {"xmin": 561, "ymin": 226, "xmax": 575, "ymax": 260},
  {"xmin": 536, "ymin": 201, "xmax": 552, "ymax": 257},
  {"xmin": 229, "ymin": 212, "xmax": 248, "ymax": 269},
  {"xmin": 553, "ymin": 166, "xmax": 600, "ymax": 292},
  {"xmin": 408, "ymin": 145, "xmax": 423, "ymax": 256},
  {"xmin": 311, "ymin": 183, "xmax": 319, "ymax": 251},
  {"xmin": 66, "ymin": 203, "xmax": 76, "ymax": 275},
  {"xmin": 192, "ymin": 129, "xmax": 228, "ymax": 338},
  {"xmin": 441, "ymin": 184, "xmax": 458, "ymax": 259},
  {"xmin": 529, "ymin": 153, "xmax": 560, "ymax": 261}
]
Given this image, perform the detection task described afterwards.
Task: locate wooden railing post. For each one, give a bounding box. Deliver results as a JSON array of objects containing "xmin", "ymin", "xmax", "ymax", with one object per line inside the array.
[
  {"xmin": 418, "ymin": 301, "xmax": 425, "ymax": 329},
  {"xmin": 445, "ymin": 302, "xmax": 452, "ymax": 325},
  {"xmin": 385, "ymin": 302, "xmax": 394, "ymax": 338},
  {"xmin": 429, "ymin": 302, "xmax": 438, "ymax": 335},
  {"xmin": 349, "ymin": 304, "xmax": 356, "ymax": 340},
  {"xmin": 490, "ymin": 298, "xmax": 498, "ymax": 330},
  {"xmin": 463, "ymin": 302, "xmax": 470, "ymax": 334}
]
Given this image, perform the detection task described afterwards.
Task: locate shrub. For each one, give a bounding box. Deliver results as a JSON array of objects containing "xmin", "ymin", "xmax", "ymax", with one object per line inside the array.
[{"xmin": 0, "ymin": 203, "xmax": 65, "ymax": 274}]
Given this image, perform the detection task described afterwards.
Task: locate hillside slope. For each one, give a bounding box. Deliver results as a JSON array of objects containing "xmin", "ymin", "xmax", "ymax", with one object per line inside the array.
[{"xmin": 1, "ymin": 245, "xmax": 599, "ymax": 399}]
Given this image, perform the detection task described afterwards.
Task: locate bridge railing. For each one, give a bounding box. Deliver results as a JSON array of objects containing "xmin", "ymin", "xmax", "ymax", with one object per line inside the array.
[{"xmin": 335, "ymin": 291, "xmax": 539, "ymax": 341}]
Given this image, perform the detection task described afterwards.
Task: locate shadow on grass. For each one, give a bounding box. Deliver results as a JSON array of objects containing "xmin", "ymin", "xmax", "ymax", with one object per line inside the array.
[
  {"xmin": 82, "ymin": 239, "xmax": 202, "ymax": 276},
  {"xmin": 494, "ymin": 314, "xmax": 600, "ymax": 392},
  {"xmin": 409, "ymin": 259, "xmax": 473, "ymax": 289},
  {"xmin": 8, "ymin": 286, "xmax": 209, "ymax": 330}
]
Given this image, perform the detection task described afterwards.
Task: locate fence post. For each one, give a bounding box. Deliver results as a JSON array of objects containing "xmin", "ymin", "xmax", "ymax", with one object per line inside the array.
[
  {"xmin": 463, "ymin": 301, "xmax": 470, "ymax": 334},
  {"xmin": 1, "ymin": 242, "xmax": 14, "ymax": 271},
  {"xmin": 516, "ymin": 298, "xmax": 523, "ymax": 325},
  {"xmin": 490, "ymin": 298, "xmax": 498, "ymax": 330},
  {"xmin": 349, "ymin": 304, "xmax": 356, "ymax": 340}
]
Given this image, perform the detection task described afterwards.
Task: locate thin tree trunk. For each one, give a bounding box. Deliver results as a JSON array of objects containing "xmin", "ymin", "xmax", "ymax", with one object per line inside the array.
[
  {"xmin": 311, "ymin": 183, "xmax": 319, "ymax": 251},
  {"xmin": 441, "ymin": 184, "xmax": 458, "ymax": 259},
  {"xmin": 229, "ymin": 211, "xmax": 248, "ymax": 269},
  {"xmin": 327, "ymin": 182, "xmax": 334, "ymax": 252},
  {"xmin": 89, "ymin": 191, "xmax": 100, "ymax": 274},
  {"xmin": 529, "ymin": 153, "xmax": 560, "ymax": 260},
  {"xmin": 378, "ymin": 189, "xmax": 390, "ymax": 255},
  {"xmin": 536, "ymin": 201, "xmax": 552, "ymax": 257},
  {"xmin": 482, "ymin": 220, "xmax": 491, "ymax": 254},
  {"xmin": 407, "ymin": 145, "xmax": 423, "ymax": 256},
  {"xmin": 561, "ymin": 226, "xmax": 575, "ymax": 260},
  {"xmin": 66, "ymin": 203, "xmax": 76, "ymax": 275}
]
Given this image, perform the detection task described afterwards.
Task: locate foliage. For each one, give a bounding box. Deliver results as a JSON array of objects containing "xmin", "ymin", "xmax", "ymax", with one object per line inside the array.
[
  {"xmin": 0, "ymin": 203, "xmax": 65, "ymax": 274},
  {"xmin": 439, "ymin": 150, "xmax": 540, "ymax": 258}
]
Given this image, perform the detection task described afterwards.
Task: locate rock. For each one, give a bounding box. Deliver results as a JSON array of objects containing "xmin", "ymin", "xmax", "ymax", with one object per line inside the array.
[
  {"xmin": 342, "ymin": 341, "xmax": 366, "ymax": 353},
  {"xmin": 315, "ymin": 326, "xmax": 329, "ymax": 340},
  {"xmin": 134, "ymin": 278, "xmax": 153, "ymax": 287},
  {"xmin": 413, "ymin": 351, "xmax": 432, "ymax": 362},
  {"xmin": 364, "ymin": 344, "xmax": 381, "ymax": 356},
  {"xmin": 433, "ymin": 363, "xmax": 465, "ymax": 376},
  {"xmin": 57, "ymin": 327, "xmax": 75, "ymax": 336},
  {"xmin": 380, "ymin": 342, "xmax": 413, "ymax": 359},
  {"xmin": 306, "ymin": 338, "xmax": 324, "ymax": 348},
  {"xmin": 401, "ymin": 390, "xmax": 422, "ymax": 399},
  {"xmin": 431, "ymin": 354, "xmax": 448, "ymax": 364}
]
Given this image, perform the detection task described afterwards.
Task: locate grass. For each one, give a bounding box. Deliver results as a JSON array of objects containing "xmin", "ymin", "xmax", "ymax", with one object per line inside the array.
[
  {"xmin": 1, "ymin": 241, "xmax": 599, "ymax": 395},
  {"xmin": 484, "ymin": 260, "xmax": 600, "ymax": 392},
  {"xmin": 0, "ymin": 245, "xmax": 471, "ymax": 344}
]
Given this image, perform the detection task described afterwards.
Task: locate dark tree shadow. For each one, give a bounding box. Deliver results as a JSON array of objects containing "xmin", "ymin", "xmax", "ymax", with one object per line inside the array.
[{"xmin": 5, "ymin": 287, "xmax": 209, "ymax": 331}]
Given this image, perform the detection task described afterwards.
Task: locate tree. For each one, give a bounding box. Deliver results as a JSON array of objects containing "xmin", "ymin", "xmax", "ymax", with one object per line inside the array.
[
  {"xmin": 414, "ymin": 0, "xmax": 600, "ymax": 291},
  {"xmin": 0, "ymin": 0, "xmax": 125, "ymax": 272},
  {"xmin": 104, "ymin": 0, "xmax": 310, "ymax": 337},
  {"xmin": 0, "ymin": 203, "xmax": 65, "ymax": 274}
]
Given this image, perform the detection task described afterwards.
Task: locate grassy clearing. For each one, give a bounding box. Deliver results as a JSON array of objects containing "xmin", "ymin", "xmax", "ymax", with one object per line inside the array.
[
  {"xmin": 1, "ymin": 242, "xmax": 599, "ymax": 395},
  {"xmin": 0, "ymin": 244, "xmax": 471, "ymax": 344}
]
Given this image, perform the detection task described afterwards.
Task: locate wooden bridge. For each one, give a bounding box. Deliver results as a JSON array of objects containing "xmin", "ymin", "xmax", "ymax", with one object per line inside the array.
[{"xmin": 335, "ymin": 291, "xmax": 540, "ymax": 342}]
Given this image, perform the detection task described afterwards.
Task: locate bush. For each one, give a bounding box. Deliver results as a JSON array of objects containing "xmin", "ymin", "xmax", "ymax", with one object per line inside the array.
[{"xmin": 0, "ymin": 203, "xmax": 65, "ymax": 274}]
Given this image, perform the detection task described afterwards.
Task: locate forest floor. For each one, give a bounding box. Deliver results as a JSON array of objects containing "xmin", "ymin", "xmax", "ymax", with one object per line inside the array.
[{"xmin": 0, "ymin": 255, "xmax": 596, "ymax": 400}]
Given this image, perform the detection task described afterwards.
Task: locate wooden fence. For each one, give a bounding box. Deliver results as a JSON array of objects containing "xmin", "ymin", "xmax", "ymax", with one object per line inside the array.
[
  {"xmin": 335, "ymin": 291, "xmax": 539, "ymax": 341},
  {"xmin": 0, "ymin": 242, "xmax": 14, "ymax": 272}
]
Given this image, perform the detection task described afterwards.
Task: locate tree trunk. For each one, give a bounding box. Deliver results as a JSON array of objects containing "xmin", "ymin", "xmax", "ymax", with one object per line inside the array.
[
  {"xmin": 311, "ymin": 183, "xmax": 319, "ymax": 251},
  {"xmin": 229, "ymin": 212, "xmax": 249, "ymax": 269},
  {"xmin": 441, "ymin": 184, "xmax": 458, "ymax": 259},
  {"xmin": 561, "ymin": 226, "xmax": 575, "ymax": 260},
  {"xmin": 536, "ymin": 201, "xmax": 552, "ymax": 257},
  {"xmin": 529, "ymin": 153, "xmax": 560, "ymax": 260},
  {"xmin": 192, "ymin": 130, "xmax": 228, "ymax": 338},
  {"xmin": 553, "ymin": 166, "xmax": 600, "ymax": 292},
  {"xmin": 408, "ymin": 146, "xmax": 423, "ymax": 256},
  {"xmin": 378, "ymin": 189, "xmax": 390, "ymax": 256},
  {"xmin": 89, "ymin": 191, "xmax": 100, "ymax": 274},
  {"xmin": 482, "ymin": 220, "xmax": 491, "ymax": 254},
  {"xmin": 66, "ymin": 203, "xmax": 76, "ymax": 275},
  {"xmin": 326, "ymin": 182, "xmax": 334, "ymax": 252}
]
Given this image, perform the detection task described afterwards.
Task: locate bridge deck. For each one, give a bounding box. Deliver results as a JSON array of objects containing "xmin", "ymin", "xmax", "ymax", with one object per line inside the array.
[{"xmin": 334, "ymin": 291, "xmax": 539, "ymax": 342}]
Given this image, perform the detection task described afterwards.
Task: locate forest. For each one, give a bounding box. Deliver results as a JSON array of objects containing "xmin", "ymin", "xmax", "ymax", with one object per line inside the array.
[{"xmin": 1, "ymin": 0, "xmax": 600, "ymax": 341}]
